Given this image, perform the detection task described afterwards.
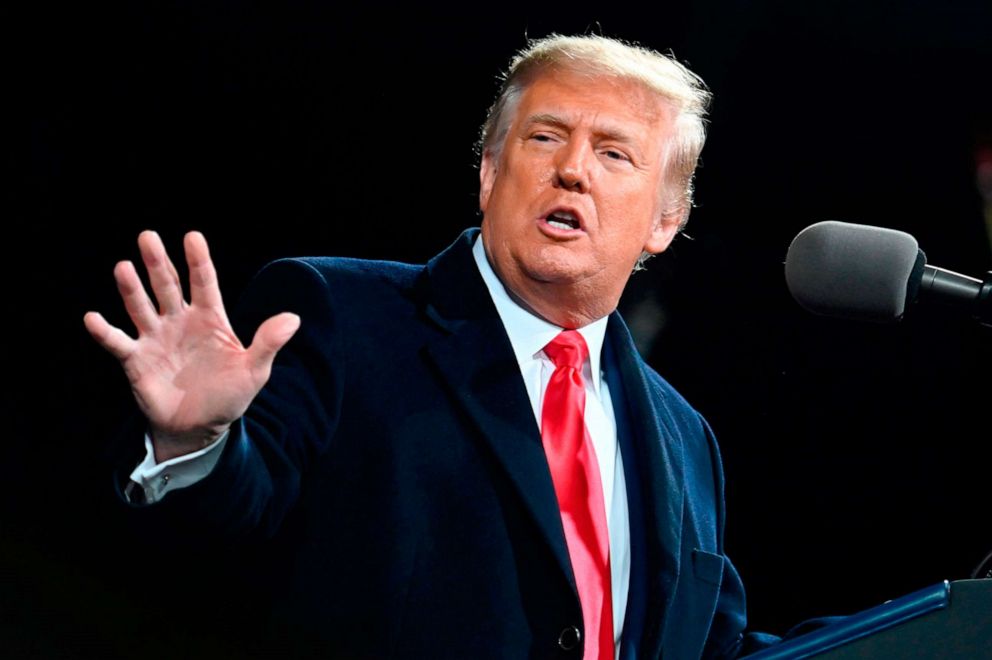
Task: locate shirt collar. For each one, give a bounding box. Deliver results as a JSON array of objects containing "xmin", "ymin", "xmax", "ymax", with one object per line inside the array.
[{"xmin": 472, "ymin": 234, "xmax": 608, "ymax": 394}]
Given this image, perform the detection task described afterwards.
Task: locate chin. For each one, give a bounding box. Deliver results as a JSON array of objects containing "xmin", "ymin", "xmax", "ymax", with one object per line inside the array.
[
  {"xmin": 521, "ymin": 261, "xmax": 588, "ymax": 286},
  {"xmin": 521, "ymin": 246, "xmax": 593, "ymax": 283}
]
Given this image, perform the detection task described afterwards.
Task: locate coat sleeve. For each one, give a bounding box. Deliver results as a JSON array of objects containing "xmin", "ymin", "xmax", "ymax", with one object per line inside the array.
[
  {"xmin": 111, "ymin": 258, "xmax": 346, "ymax": 542},
  {"xmin": 697, "ymin": 415, "xmax": 781, "ymax": 659},
  {"xmin": 704, "ymin": 553, "xmax": 781, "ymax": 658}
]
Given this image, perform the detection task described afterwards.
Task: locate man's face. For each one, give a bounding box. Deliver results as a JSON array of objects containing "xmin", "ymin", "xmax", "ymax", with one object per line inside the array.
[{"xmin": 480, "ymin": 68, "xmax": 681, "ymax": 327}]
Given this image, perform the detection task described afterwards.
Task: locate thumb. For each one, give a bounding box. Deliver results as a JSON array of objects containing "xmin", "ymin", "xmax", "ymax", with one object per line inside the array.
[{"xmin": 247, "ymin": 312, "xmax": 301, "ymax": 380}]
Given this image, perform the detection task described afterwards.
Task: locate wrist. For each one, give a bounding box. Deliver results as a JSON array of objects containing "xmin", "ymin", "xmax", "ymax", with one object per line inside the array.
[{"xmin": 151, "ymin": 425, "xmax": 231, "ymax": 462}]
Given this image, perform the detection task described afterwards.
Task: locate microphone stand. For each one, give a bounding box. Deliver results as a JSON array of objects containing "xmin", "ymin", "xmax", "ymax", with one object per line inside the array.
[{"xmin": 919, "ymin": 267, "xmax": 992, "ymax": 327}]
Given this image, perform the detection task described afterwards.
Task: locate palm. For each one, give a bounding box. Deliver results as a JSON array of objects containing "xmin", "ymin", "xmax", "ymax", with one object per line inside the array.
[
  {"xmin": 125, "ymin": 305, "xmax": 255, "ymax": 433},
  {"xmin": 85, "ymin": 231, "xmax": 299, "ymax": 459}
]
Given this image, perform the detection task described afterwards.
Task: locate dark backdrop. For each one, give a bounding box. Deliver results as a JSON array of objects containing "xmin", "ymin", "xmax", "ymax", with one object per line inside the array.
[{"xmin": 6, "ymin": 1, "xmax": 992, "ymax": 656}]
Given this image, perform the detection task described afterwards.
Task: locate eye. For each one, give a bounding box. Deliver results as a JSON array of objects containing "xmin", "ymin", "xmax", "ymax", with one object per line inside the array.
[{"xmin": 602, "ymin": 149, "xmax": 630, "ymax": 162}]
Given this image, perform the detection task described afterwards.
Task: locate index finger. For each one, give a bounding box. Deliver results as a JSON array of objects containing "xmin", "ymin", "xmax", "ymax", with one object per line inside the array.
[{"xmin": 184, "ymin": 231, "xmax": 225, "ymax": 311}]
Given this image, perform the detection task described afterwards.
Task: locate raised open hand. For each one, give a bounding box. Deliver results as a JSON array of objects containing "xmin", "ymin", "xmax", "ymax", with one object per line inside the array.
[{"xmin": 84, "ymin": 231, "xmax": 300, "ymax": 461}]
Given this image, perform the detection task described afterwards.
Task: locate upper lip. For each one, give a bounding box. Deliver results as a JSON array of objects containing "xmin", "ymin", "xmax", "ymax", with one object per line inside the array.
[{"xmin": 541, "ymin": 205, "xmax": 586, "ymax": 231}]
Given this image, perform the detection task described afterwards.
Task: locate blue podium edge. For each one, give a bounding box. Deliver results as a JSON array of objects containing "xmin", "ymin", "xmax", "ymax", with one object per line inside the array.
[{"xmin": 744, "ymin": 580, "xmax": 950, "ymax": 659}]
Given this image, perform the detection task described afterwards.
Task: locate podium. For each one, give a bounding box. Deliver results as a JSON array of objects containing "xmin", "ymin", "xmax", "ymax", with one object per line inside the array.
[{"xmin": 746, "ymin": 579, "xmax": 992, "ymax": 659}]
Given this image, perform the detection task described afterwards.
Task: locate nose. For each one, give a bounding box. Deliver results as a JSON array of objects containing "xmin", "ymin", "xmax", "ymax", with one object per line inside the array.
[{"xmin": 553, "ymin": 139, "xmax": 591, "ymax": 193}]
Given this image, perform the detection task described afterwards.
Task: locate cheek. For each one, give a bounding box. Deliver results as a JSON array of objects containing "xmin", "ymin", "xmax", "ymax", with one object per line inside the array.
[
  {"xmin": 508, "ymin": 149, "xmax": 556, "ymax": 187},
  {"xmin": 602, "ymin": 194, "xmax": 658, "ymax": 240}
]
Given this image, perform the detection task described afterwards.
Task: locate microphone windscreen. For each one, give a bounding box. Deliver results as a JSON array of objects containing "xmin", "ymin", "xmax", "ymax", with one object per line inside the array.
[{"xmin": 785, "ymin": 221, "xmax": 924, "ymax": 322}]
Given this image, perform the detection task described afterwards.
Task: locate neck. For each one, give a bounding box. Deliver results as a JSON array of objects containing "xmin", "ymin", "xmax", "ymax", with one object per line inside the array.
[{"xmin": 505, "ymin": 282, "xmax": 617, "ymax": 330}]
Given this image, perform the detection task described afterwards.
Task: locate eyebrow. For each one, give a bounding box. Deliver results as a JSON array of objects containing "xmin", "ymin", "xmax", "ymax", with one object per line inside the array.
[{"xmin": 523, "ymin": 112, "xmax": 637, "ymax": 145}]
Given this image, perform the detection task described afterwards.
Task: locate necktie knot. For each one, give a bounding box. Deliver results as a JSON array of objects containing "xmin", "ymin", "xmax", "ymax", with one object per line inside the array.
[{"xmin": 544, "ymin": 330, "xmax": 589, "ymax": 371}]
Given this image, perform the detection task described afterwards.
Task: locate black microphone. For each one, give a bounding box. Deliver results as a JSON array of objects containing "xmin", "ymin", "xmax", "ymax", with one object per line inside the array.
[{"xmin": 785, "ymin": 221, "xmax": 992, "ymax": 324}]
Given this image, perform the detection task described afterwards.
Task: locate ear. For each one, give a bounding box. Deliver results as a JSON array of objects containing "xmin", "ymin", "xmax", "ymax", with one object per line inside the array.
[
  {"xmin": 643, "ymin": 209, "xmax": 684, "ymax": 255},
  {"xmin": 479, "ymin": 149, "xmax": 497, "ymax": 212}
]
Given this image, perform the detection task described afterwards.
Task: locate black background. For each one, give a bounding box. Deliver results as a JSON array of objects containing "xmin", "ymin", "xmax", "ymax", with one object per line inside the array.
[{"xmin": 6, "ymin": 1, "xmax": 992, "ymax": 656}]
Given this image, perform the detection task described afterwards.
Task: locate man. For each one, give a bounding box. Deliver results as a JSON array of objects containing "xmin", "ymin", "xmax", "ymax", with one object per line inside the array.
[{"xmin": 85, "ymin": 35, "xmax": 774, "ymax": 658}]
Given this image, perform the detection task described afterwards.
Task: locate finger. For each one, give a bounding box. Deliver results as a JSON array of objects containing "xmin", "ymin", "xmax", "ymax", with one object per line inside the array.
[
  {"xmin": 184, "ymin": 231, "xmax": 226, "ymax": 312},
  {"xmin": 138, "ymin": 230, "xmax": 186, "ymax": 315},
  {"xmin": 246, "ymin": 313, "xmax": 301, "ymax": 382},
  {"xmin": 114, "ymin": 260, "xmax": 159, "ymax": 334},
  {"xmin": 83, "ymin": 311, "xmax": 137, "ymax": 361}
]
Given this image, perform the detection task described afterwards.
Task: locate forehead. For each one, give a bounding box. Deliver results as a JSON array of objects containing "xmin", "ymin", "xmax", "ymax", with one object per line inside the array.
[{"xmin": 514, "ymin": 69, "xmax": 675, "ymax": 144}]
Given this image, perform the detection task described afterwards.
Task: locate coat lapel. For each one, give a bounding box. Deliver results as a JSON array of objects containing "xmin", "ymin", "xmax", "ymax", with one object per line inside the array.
[
  {"xmin": 419, "ymin": 229, "xmax": 577, "ymax": 596},
  {"xmin": 416, "ymin": 229, "xmax": 691, "ymax": 652},
  {"xmin": 606, "ymin": 314, "xmax": 686, "ymax": 659}
]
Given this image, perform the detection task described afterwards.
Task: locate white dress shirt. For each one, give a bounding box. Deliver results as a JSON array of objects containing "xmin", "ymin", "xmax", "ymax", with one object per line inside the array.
[{"xmin": 129, "ymin": 234, "xmax": 632, "ymax": 652}]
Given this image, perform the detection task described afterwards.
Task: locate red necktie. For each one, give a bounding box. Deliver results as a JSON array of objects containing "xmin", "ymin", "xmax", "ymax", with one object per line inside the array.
[{"xmin": 542, "ymin": 330, "xmax": 614, "ymax": 660}]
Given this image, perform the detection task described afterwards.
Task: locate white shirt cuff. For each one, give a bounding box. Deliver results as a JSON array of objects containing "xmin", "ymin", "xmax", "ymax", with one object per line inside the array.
[{"xmin": 126, "ymin": 430, "xmax": 230, "ymax": 504}]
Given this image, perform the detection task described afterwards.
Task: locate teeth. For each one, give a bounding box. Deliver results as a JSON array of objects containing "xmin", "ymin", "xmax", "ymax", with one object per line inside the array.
[{"xmin": 547, "ymin": 211, "xmax": 579, "ymax": 230}]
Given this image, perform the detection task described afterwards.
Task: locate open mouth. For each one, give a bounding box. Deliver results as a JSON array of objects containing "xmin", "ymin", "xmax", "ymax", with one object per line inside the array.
[{"xmin": 545, "ymin": 210, "xmax": 581, "ymax": 231}]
